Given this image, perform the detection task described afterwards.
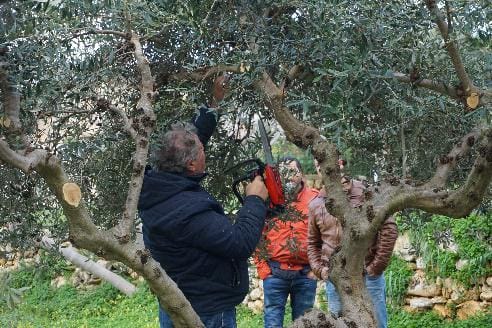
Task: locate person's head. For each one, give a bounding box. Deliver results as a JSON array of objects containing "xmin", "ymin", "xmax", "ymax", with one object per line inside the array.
[
  {"xmin": 278, "ymin": 156, "xmax": 304, "ymax": 200},
  {"xmin": 314, "ymin": 158, "xmax": 346, "ymax": 177},
  {"xmin": 341, "ymin": 175, "xmax": 352, "ymax": 193},
  {"xmin": 153, "ymin": 122, "xmax": 205, "ymax": 175}
]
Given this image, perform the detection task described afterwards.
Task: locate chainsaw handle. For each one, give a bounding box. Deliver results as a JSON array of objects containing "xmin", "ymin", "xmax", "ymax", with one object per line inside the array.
[
  {"xmin": 227, "ymin": 158, "xmax": 286, "ymax": 213},
  {"xmin": 232, "ymin": 176, "xmax": 247, "ymax": 204}
]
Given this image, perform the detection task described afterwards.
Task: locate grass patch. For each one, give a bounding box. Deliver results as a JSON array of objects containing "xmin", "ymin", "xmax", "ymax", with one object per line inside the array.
[
  {"xmin": 1, "ymin": 256, "xmax": 490, "ymax": 327},
  {"xmin": 1, "ymin": 281, "xmax": 158, "ymax": 328}
]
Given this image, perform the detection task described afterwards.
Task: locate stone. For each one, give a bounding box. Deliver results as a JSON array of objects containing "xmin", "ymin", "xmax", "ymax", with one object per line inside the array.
[
  {"xmin": 442, "ymin": 278, "xmax": 465, "ymax": 301},
  {"xmin": 407, "ymin": 270, "xmax": 441, "ymax": 297},
  {"xmin": 451, "ymin": 290, "xmax": 466, "ymax": 303},
  {"xmin": 403, "ymin": 305, "xmax": 423, "ymax": 314},
  {"xmin": 51, "ymin": 276, "xmax": 67, "ymax": 288},
  {"xmin": 23, "ymin": 250, "xmax": 35, "ymax": 258},
  {"xmin": 464, "ymin": 287, "xmax": 480, "ymax": 301},
  {"xmin": 96, "ymin": 259, "xmax": 111, "ymax": 270},
  {"xmin": 23, "ymin": 258, "xmax": 36, "ymax": 265},
  {"xmin": 436, "ymin": 276, "xmax": 443, "ymax": 287},
  {"xmin": 253, "ymin": 300, "xmax": 263, "ymax": 313},
  {"xmin": 486, "ymin": 277, "xmax": 492, "ymax": 287},
  {"xmin": 247, "ymin": 300, "xmax": 263, "ymax": 314},
  {"xmin": 430, "ymin": 296, "xmax": 447, "ymax": 304},
  {"xmin": 456, "ymin": 301, "xmax": 486, "ymax": 320},
  {"xmin": 433, "ymin": 304, "xmax": 452, "ymax": 318},
  {"xmin": 437, "ymin": 240, "xmax": 458, "ymax": 254},
  {"xmin": 71, "ymin": 268, "xmax": 91, "ymax": 287},
  {"xmin": 249, "ymin": 287, "xmax": 262, "ymax": 301},
  {"xmin": 455, "ymin": 259, "xmax": 469, "ymax": 271},
  {"xmin": 4, "ymin": 244, "xmax": 13, "ymax": 253},
  {"xmin": 393, "ymin": 233, "xmax": 417, "ymax": 262},
  {"xmin": 480, "ymin": 285, "xmax": 492, "ymax": 301},
  {"xmin": 416, "ymin": 257, "xmax": 425, "ymax": 270},
  {"xmin": 408, "ymin": 297, "xmax": 434, "ymax": 309},
  {"xmin": 87, "ymin": 277, "xmax": 102, "ymax": 285},
  {"xmin": 0, "ymin": 258, "xmax": 6, "ymax": 266}
]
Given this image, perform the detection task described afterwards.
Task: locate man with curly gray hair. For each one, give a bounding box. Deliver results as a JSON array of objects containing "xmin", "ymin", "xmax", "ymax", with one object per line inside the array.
[{"xmin": 139, "ymin": 75, "xmax": 268, "ymax": 328}]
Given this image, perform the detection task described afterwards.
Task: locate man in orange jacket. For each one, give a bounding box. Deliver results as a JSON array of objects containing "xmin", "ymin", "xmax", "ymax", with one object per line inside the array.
[{"xmin": 254, "ymin": 157, "xmax": 319, "ymax": 328}]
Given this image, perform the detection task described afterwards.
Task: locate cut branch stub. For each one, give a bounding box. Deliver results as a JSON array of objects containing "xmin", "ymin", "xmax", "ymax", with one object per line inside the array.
[
  {"xmin": 239, "ymin": 62, "xmax": 251, "ymax": 73},
  {"xmin": 0, "ymin": 116, "xmax": 11, "ymax": 128},
  {"xmin": 466, "ymin": 93, "xmax": 479, "ymax": 110},
  {"xmin": 62, "ymin": 182, "xmax": 82, "ymax": 207}
]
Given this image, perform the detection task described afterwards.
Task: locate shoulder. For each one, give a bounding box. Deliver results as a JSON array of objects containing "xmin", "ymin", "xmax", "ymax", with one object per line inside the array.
[
  {"xmin": 350, "ymin": 180, "xmax": 365, "ymax": 196},
  {"xmin": 299, "ymin": 187, "xmax": 319, "ymax": 202},
  {"xmin": 308, "ymin": 193, "xmax": 325, "ymax": 213},
  {"xmin": 175, "ymin": 190, "xmax": 223, "ymax": 214}
]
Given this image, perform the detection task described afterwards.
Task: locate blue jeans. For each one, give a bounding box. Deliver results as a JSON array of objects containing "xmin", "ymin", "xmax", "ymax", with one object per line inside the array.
[
  {"xmin": 158, "ymin": 304, "xmax": 237, "ymax": 328},
  {"xmin": 325, "ymin": 274, "xmax": 387, "ymax": 328},
  {"xmin": 263, "ymin": 275, "xmax": 317, "ymax": 328}
]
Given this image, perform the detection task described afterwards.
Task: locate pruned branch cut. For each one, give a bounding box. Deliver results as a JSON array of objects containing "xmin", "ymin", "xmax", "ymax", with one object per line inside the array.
[
  {"xmin": 425, "ymin": 0, "xmax": 475, "ymax": 95},
  {"xmin": 62, "ymin": 182, "xmax": 82, "ymax": 207},
  {"xmin": 385, "ymin": 127, "xmax": 492, "ymax": 218}
]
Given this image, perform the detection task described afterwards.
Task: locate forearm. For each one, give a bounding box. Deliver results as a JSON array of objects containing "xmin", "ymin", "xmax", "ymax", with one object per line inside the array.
[
  {"xmin": 367, "ymin": 219, "xmax": 398, "ymax": 275},
  {"xmin": 307, "ymin": 215, "xmax": 325, "ymax": 279}
]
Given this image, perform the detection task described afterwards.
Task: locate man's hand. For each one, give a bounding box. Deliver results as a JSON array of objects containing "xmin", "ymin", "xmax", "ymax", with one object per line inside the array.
[
  {"xmin": 245, "ymin": 176, "xmax": 268, "ymax": 201},
  {"xmin": 321, "ymin": 267, "xmax": 329, "ymax": 281},
  {"xmin": 307, "ymin": 271, "xmax": 317, "ymax": 280}
]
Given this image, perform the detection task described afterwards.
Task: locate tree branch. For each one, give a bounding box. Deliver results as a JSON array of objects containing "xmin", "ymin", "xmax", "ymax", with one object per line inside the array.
[
  {"xmin": 388, "ymin": 72, "xmax": 460, "ymax": 99},
  {"xmin": 428, "ymin": 127, "xmax": 481, "ymax": 187},
  {"xmin": 0, "ymin": 62, "xmax": 32, "ymax": 149},
  {"xmin": 95, "ymin": 98, "xmax": 138, "ymax": 140},
  {"xmin": 279, "ymin": 64, "xmax": 304, "ymax": 91},
  {"xmin": 78, "ymin": 28, "xmax": 129, "ymax": 39},
  {"xmin": 0, "ymin": 64, "xmax": 21, "ymax": 130},
  {"xmin": 425, "ymin": 0, "xmax": 476, "ymax": 94},
  {"xmin": 254, "ymin": 71, "xmax": 351, "ymax": 219},
  {"xmin": 170, "ymin": 64, "xmax": 244, "ymax": 82},
  {"xmin": 385, "ymin": 127, "xmax": 492, "ymax": 218},
  {"xmin": 110, "ymin": 32, "xmax": 156, "ymax": 240},
  {"xmin": 0, "ymin": 139, "xmax": 45, "ymax": 173}
]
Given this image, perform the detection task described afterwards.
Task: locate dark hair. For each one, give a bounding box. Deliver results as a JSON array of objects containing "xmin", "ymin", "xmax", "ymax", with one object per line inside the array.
[
  {"xmin": 278, "ymin": 156, "xmax": 303, "ymax": 173},
  {"xmin": 153, "ymin": 122, "xmax": 201, "ymax": 173}
]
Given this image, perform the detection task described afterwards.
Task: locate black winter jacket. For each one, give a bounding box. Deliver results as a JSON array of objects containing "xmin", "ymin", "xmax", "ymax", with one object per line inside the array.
[{"xmin": 138, "ymin": 169, "xmax": 266, "ymax": 314}]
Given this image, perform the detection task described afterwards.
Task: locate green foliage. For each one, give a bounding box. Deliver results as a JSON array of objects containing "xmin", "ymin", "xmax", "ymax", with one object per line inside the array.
[
  {"xmin": 271, "ymin": 138, "xmax": 316, "ymax": 174},
  {"xmin": 9, "ymin": 251, "xmax": 71, "ymax": 290},
  {"xmin": 385, "ymin": 256, "xmax": 414, "ymax": 306},
  {"xmin": 0, "ymin": 272, "xmax": 29, "ymax": 309},
  {"xmin": 398, "ymin": 212, "xmax": 492, "ymax": 286},
  {"xmin": 237, "ymin": 305, "xmax": 264, "ymax": 328},
  {"xmin": 1, "ymin": 268, "xmax": 157, "ymax": 327},
  {"xmin": 387, "ymin": 308, "xmax": 492, "ymax": 328},
  {"xmin": 2, "ymin": 263, "xmax": 491, "ymax": 327}
]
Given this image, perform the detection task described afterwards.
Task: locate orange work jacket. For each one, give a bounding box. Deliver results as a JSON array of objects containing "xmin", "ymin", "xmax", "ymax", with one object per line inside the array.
[{"xmin": 254, "ymin": 186, "xmax": 319, "ymax": 280}]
